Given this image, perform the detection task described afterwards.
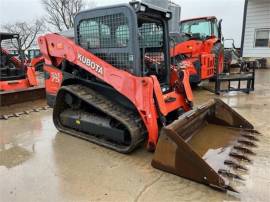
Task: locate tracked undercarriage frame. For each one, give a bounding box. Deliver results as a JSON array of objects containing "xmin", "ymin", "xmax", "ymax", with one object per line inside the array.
[{"xmin": 54, "ymin": 84, "xmax": 146, "ymax": 153}]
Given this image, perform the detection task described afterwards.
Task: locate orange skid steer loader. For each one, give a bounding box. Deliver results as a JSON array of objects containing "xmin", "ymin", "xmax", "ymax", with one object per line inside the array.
[
  {"xmin": 0, "ymin": 33, "xmax": 45, "ymax": 106},
  {"xmin": 39, "ymin": 2, "xmax": 259, "ymax": 192}
]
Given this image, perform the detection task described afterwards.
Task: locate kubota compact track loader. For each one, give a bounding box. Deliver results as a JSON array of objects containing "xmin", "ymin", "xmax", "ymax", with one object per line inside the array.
[
  {"xmin": 170, "ymin": 16, "xmax": 224, "ymax": 85},
  {"xmin": 39, "ymin": 2, "xmax": 259, "ymax": 192},
  {"xmin": 0, "ymin": 33, "xmax": 45, "ymax": 106}
]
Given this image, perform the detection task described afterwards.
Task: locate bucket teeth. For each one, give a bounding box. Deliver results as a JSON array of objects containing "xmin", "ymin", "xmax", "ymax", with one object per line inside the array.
[
  {"xmin": 218, "ymin": 169, "xmax": 244, "ymax": 180},
  {"xmin": 242, "ymin": 129, "xmax": 260, "ymax": 134},
  {"xmin": 224, "ymin": 160, "xmax": 248, "ymax": 171},
  {"xmin": 241, "ymin": 134, "xmax": 259, "ymax": 141},
  {"xmin": 237, "ymin": 140, "xmax": 257, "ymax": 147},
  {"xmin": 229, "ymin": 152, "xmax": 251, "ymax": 162},
  {"xmin": 224, "ymin": 185, "xmax": 239, "ymax": 193},
  {"xmin": 233, "ymin": 146, "xmax": 255, "ymax": 155},
  {"xmin": 151, "ymin": 99, "xmax": 261, "ymax": 193}
]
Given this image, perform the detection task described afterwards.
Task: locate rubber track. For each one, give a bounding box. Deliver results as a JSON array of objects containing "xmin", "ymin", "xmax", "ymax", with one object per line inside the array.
[{"xmin": 53, "ymin": 84, "xmax": 146, "ymax": 154}]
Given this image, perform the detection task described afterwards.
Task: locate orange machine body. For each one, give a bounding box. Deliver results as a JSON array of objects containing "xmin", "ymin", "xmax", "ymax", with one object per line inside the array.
[
  {"xmin": 39, "ymin": 33, "xmax": 193, "ymax": 150},
  {"xmin": 171, "ymin": 16, "xmax": 224, "ymax": 83},
  {"xmin": 29, "ymin": 55, "xmax": 44, "ymax": 68},
  {"xmin": 0, "ymin": 48, "xmax": 38, "ymax": 91},
  {"xmin": 0, "ymin": 66, "xmax": 38, "ymax": 91}
]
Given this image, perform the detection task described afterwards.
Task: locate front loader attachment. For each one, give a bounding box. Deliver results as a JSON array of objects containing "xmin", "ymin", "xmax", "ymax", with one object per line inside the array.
[{"xmin": 152, "ymin": 98, "xmax": 259, "ymax": 192}]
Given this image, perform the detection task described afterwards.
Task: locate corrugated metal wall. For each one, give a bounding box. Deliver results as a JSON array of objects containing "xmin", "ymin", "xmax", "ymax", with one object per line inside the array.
[{"xmin": 243, "ymin": 0, "xmax": 270, "ymax": 58}]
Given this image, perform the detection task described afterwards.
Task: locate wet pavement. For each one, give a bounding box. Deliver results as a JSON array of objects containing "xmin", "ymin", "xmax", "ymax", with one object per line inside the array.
[
  {"xmin": 0, "ymin": 99, "xmax": 47, "ymax": 115},
  {"xmin": 1, "ymin": 70, "xmax": 270, "ymax": 202}
]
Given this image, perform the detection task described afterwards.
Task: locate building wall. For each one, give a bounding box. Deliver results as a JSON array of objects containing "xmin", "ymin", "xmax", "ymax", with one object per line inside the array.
[{"xmin": 242, "ymin": 0, "xmax": 270, "ymax": 64}]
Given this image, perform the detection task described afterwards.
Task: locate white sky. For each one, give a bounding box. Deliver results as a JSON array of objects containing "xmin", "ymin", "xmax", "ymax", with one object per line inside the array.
[{"xmin": 0, "ymin": 0, "xmax": 245, "ymax": 46}]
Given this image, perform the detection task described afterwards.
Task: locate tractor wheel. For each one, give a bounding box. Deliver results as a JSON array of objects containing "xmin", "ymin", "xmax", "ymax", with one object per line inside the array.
[
  {"xmin": 190, "ymin": 82, "xmax": 200, "ymax": 89},
  {"xmin": 211, "ymin": 43, "xmax": 224, "ymax": 74},
  {"xmin": 223, "ymin": 50, "xmax": 232, "ymax": 73}
]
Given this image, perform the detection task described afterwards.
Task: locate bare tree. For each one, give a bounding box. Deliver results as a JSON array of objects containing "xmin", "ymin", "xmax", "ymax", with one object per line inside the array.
[
  {"xmin": 42, "ymin": 0, "xmax": 95, "ymax": 32},
  {"xmin": 2, "ymin": 19, "xmax": 45, "ymax": 52}
]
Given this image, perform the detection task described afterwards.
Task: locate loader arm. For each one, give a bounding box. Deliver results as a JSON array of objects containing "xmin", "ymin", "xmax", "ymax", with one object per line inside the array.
[{"xmin": 39, "ymin": 33, "xmax": 192, "ymax": 148}]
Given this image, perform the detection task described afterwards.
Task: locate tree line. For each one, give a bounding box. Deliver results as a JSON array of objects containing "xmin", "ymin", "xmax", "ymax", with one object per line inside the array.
[{"xmin": 1, "ymin": 0, "xmax": 96, "ymax": 52}]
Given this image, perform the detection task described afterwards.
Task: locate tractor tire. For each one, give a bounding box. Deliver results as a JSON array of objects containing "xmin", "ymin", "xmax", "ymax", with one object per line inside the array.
[
  {"xmin": 223, "ymin": 50, "xmax": 232, "ymax": 73},
  {"xmin": 190, "ymin": 82, "xmax": 200, "ymax": 89},
  {"xmin": 211, "ymin": 43, "xmax": 224, "ymax": 75}
]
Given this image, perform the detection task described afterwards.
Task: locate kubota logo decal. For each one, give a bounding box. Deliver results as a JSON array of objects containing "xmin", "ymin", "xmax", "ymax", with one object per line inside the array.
[{"xmin": 78, "ymin": 53, "xmax": 103, "ymax": 76}]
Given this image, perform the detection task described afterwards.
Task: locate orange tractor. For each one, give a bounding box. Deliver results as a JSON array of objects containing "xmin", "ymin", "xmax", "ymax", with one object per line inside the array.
[
  {"xmin": 39, "ymin": 2, "xmax": 258, "ymax": 192},
  {"xmin": 170, "ymin": 16, "xmax": 224, "ymax": 85},
  {"xmin": 0, "ymin": 32, "xmax": 45, "ymax": 105}
]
